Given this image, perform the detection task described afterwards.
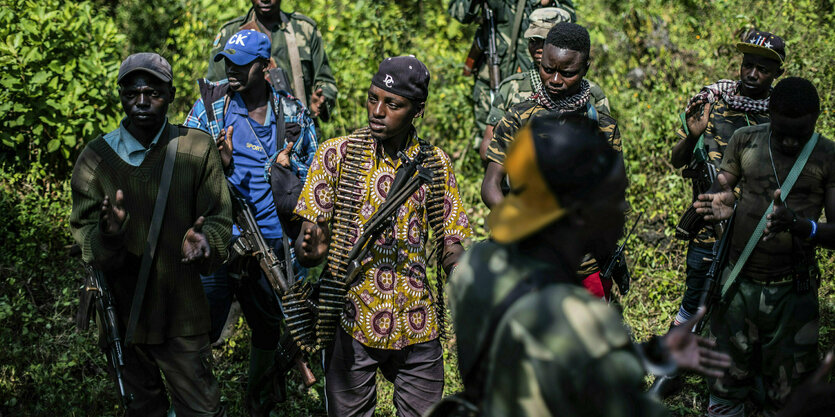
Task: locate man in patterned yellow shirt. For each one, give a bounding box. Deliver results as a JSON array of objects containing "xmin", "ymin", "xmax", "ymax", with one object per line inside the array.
[{"xmin": 293, "ymin": 55, "xmax": 472, "ymax": 417}]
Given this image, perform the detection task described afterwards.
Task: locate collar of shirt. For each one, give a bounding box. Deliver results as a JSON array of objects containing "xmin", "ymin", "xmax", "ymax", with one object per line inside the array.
[
  {"xmin": 103, "ymin": 117, "xmax": 168, "ymax": 166},
  {"xmin": 226, "ymin": 92, "xmax": 275, "ymax": 126},
  {"xmin": 246, "ymin": 8, "xmax": 289, "ymax": 32},
  {"xmin": 371, "ymin": 128, "xmax": 420, "ymax": 169}
]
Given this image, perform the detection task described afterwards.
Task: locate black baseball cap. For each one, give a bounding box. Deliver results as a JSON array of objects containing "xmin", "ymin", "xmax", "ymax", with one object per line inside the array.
[{"xmin": 117, "ymin": 52, "xmax": 173, "ymax": 84}]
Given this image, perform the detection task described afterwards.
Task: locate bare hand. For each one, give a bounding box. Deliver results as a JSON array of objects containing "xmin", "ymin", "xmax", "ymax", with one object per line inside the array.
[
  {"xmin": 663, "ymin": 307, "xmax": 732, "ymax": 378},
  {"xmin": 764, "ymin": 189, "xmax": 794, "ymax": 241},
  {"xmin": 686, "ymin": 102, "xmax": 711, "ymax": 140},
  {"xmin": 274, "ymin": 141, "xmax": 295, "ymax": 168},
  {"xmin": 695, "ymin": 174, "xmax": 735, "ymax": 221},
  {"xmin": 309, "ymin": 87, "xmax": 325, "ymax": 118},
  {"xmin": 101, "ymin": 189, "xmax": 127, "ymax": 234},
  {"xmin": 300, "ymin": 215, "xmax": 330, "ymax": 261},
  {"xmin": 181, "ymin": 216, "xmax": 211, "ymax": 263},
  {"xmin": 217, "ymin": 126, "xmax": 234, "ymax": 169}
]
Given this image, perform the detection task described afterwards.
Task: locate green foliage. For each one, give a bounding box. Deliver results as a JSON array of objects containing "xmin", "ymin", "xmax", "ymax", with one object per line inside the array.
[
  {"xmin": 0, "ymin": 164, "xmax": 118, "ymax": 416},
  {"xmin": 0, "ymin": 0, "xmax": 124, "ymax": 174}
]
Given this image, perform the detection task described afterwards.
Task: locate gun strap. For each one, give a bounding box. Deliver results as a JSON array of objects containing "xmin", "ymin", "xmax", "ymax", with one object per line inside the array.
[
  {"xmin": 281, "ymin": 12, "xmax": 308, "ymax": 108},
  {"xmin": 125, "ymin": 125, "xmax": 180, "ymax": 346},
  {"xmin": 720, "ymin": 132, "xmax": 820, "ymax": 298},
  {"xmin": 508, "ymin": 0, "xmax": 528, "ymax": 69}
]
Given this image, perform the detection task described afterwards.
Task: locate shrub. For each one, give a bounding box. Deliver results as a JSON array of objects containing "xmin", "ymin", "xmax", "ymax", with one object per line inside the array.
[{"xmin": 0, "ymin": 0, "xmax": 125, "ymax": 175}]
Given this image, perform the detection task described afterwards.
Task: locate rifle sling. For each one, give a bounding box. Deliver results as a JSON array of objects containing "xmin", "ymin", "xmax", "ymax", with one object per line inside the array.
[
  {"xmin": 281, "ymin": 12, "xmax": 308, "ymax": 108},
  {"xmin": 720, "ymin": 132, "xmax": 820, "ymax": 299},
  {"xmin": 508, "ymin": 0, "xmax": 528, "ymax": 69},
  {"xmin": 125, "ymin": 125, "xmax": 180, "ymax": 346}
]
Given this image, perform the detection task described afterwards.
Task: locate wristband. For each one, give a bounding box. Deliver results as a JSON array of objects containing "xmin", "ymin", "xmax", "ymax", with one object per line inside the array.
[{"xmin": 808, "ymin": 219, "xmax": 818, "ymax": 240}]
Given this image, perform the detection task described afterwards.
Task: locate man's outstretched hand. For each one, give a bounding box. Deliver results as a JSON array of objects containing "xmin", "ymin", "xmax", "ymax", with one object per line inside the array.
[
  {"xmin": 181, "ymin": 216, "xmax": 211, "ymax": 263},
  {"xmin": 663, "ymin": 307, "xmax": 732, "ymax": 378},
  {"xmin": 101, "ymin": 189, "xmax": 127, "ymax": 234},
  {"xmin": 695, "ymin": 174, "xmax": 735, "ymax": 222},
  {"xmin": 298, "ymin": 215, "xmax": 330, "ymax": 264}
]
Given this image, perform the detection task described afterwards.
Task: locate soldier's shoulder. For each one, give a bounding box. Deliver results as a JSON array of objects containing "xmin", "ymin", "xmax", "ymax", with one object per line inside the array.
[
  {"xmin": 509, "ymin": 284, "xmax": 630, "ymax": 359},
  {"xmin": 218, "ymin": 14, "xmax": 247, "ymax": 31},
  {"xmin": 498, "ymin": 72, "xmax": 528, "ymax": 87},
  {"xmin": 288, "ymin": 11, "xmax": 319, "ymax": 29},
  {"xmin": 597, "ymin": 111, "xmax": 618, "ymax": 128},
  {"xmin": 177, "ymin": 125, "xmax": 215, "ymax": 151}
]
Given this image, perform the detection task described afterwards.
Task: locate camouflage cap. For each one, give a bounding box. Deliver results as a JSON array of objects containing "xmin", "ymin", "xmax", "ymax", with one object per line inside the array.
[{"xmin": 524, "ymin": 7, "xmax": 573, "ymax": 40}]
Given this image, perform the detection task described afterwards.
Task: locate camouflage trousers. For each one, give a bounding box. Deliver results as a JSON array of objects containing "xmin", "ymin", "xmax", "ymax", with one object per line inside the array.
[{"xmin": 709, "ymin": 271, "xmax": 820, "ymax": 412}]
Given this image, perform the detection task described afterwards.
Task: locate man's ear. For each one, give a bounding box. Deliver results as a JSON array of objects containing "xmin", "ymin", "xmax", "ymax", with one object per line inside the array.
[
  {"xmin": 582, "ymin": 58, "xmax": 591, "ymax": 76},
  {"xmin": 415, "ymin": 102, "xmax": 426, "ymax": 119},
  {"xmin": 168, "ymin": 85, "xmax": 177, "ymax": 103},
  {"xmin": 776, "ymin": 67, "xmax": 785, "ymax": 78}
]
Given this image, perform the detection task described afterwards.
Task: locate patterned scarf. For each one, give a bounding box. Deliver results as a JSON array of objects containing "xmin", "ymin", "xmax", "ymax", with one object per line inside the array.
[
  {"xmin": 529, "ymin": 79, "xmax": 591, "ymax": 113},
  {"xmin": 685, "ymin": 79, "xmax": 770, "ymax": 114}
]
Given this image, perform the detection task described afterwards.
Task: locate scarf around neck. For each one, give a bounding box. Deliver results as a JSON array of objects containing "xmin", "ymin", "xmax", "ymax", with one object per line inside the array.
[
  {"xmin": 685, "ymin": 79, "xmax": 770, "ymax": 114},
  {"xmin": 529, "ymin": 79, "xmax": 591, "ymax": 113}
]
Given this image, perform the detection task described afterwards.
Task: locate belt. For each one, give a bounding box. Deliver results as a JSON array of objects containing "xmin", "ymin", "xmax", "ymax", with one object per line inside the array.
[{"xmin": 748, "ymin": 274, "xmax": 795, "ymax": 286}]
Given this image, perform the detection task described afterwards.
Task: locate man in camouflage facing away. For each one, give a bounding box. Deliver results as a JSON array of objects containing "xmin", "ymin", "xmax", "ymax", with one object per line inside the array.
[
  {"xmin": 478, "ymin": 6, "xmax": 610, "ymax": 160},
  {"xmin": 695, "ymin": 77, "xmax": 835, "ymax": 416},
  {"xmin": 429, "ymin": 114, "xmax": 730, "ymax": 416},
  {"xmin": 448, "ymin": 0, "xmax": 576, "ymax": 147},
  {"xmin": 208, "ymin": 0, "xmax": 338, "ymax": 122}
]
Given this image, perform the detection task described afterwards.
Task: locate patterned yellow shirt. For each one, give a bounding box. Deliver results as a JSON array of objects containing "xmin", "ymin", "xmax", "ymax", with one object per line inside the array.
[{"xmin": 294, "ymin": 131, "xmax": 472, "ymax": 350}]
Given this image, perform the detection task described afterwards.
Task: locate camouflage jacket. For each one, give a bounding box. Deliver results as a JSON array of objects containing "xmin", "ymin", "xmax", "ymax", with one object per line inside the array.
[
  {"xmin": 207, "ymin": 8, "xmax": 338, "ymax": 120},
  {"xmin": 448, "ymin": 0, "xmax": 576, "ymax": 82},
  {"xmin": 486, "ymin": 68, "xmax": 612, "ymax": 126},
  {"xmin": 488, "ymin": 98, "xmax": 622, "ymax": 164},
  {"xmin": 446, "ymin": 241, "xmax": 670, "ymax": 417}
]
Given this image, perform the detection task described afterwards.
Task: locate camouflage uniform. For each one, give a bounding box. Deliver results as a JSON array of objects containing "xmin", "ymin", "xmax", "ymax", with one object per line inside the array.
[
  {"xmin": 485, "ymin": 69, "xmax": 611, "ymax": 126},
  {"xmin": 448, "ymin": 0, "xmax": 576, "ymax": 143},
  {"xmin": 709, "ymin": 124, "xmax": 835, "ymax": 411},
  {"xmin": 207, "ymin": 8, "xmax": 338, "ymax": 120},
  {"xmin": 445, "ymin": 241, "xmax": 670, "ymax": 416},
  {"xmin": 673, "ymin": 93, "xmax": 770, "ymax": 321}
]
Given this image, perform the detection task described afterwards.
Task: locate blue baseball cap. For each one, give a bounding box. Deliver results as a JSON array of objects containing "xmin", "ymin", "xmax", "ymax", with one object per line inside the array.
[{"xmin": 213, "ymin": 29, "xmax": 271, "ymax": 66}]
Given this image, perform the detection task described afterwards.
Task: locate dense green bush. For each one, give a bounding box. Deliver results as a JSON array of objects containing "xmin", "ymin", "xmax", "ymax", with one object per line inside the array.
[{"xmin": 0, "ymin": 0, "xmax": 124, "ymax": 174}]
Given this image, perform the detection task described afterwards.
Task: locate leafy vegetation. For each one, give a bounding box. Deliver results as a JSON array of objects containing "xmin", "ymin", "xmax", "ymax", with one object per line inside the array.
[{"xmin": 1, "ymin": 0, "xmax": 834, "ymax": 415}]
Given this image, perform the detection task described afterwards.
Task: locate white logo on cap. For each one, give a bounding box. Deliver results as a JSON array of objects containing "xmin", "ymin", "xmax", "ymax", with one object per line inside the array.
[
  {"xmin": 384, "ymin": 74, "xmax": 394, "ymax": 88},
  {"xmin": 230, "ymin": 33, "xmax": 248, "ymax": 46}
]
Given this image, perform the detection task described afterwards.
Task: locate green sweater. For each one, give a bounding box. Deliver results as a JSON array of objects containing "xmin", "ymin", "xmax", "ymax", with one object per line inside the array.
[{"xmin": 70, "ymin": 123, "xmax": 232, "ymax": 344}]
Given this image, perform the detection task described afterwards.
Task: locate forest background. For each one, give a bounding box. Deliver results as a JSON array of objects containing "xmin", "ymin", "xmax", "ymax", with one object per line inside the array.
[{"xmin": 1, "ymin": 0, "xmax": 834, "ymax": 415}]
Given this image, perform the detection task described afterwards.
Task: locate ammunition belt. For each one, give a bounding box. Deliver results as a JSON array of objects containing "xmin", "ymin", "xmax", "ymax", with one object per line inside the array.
[
  {"xmin": 317, "ymin": 128, "xmax": 374, "ymax": 348},
  {"xmin": 421, "ymin": 144, "xmax": 450, "ymax": 340}
]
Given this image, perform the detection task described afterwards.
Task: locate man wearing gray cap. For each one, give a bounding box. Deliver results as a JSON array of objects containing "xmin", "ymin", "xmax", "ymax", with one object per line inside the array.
[
  {"xmin": 292, "ymin": 55, "xmax": 472, "ymax": 417},
  {"xmin": 70, "ymin": 52, "xmax": 231, "ymax": 416}
]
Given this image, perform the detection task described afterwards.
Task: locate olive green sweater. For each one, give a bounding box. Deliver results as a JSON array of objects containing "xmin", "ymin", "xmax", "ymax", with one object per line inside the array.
[{"xmin": 70, "ymin": 123, "xmax": 232, "ymax": 344}]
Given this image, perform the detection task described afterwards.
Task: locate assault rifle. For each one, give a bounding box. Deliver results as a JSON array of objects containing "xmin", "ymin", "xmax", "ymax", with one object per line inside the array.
[
  {"xmin": 227, "ymin": 183, "xmax": 316, "ymax": 388},
  {"xmin": 600, "ymin": 212, "xmax": 643, "ymax": 296},
  {"xmin": 693, "ymin": 207, "xmax": 735, "ymax": 334},
  {"xmin": 343, "ymin": 151, "xmax": 434, "ymax": 285},
  {"xmin": 73, "ymin": 246, "xmax": 133, "ymax": 407},
  {"xmin": 463, "ymin": 2, "xmax": 501, "ymax": 98},
  {"xmin": 649, "ymin": 207, "xmax": 735, "ymax": 397},
  {"xmin": 675, "ymin": 111, "xmax": 719, "ymax": 240},
  {"xmin": 305, "ymin": 147, "xmax": 436, "ymax": 349}
]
